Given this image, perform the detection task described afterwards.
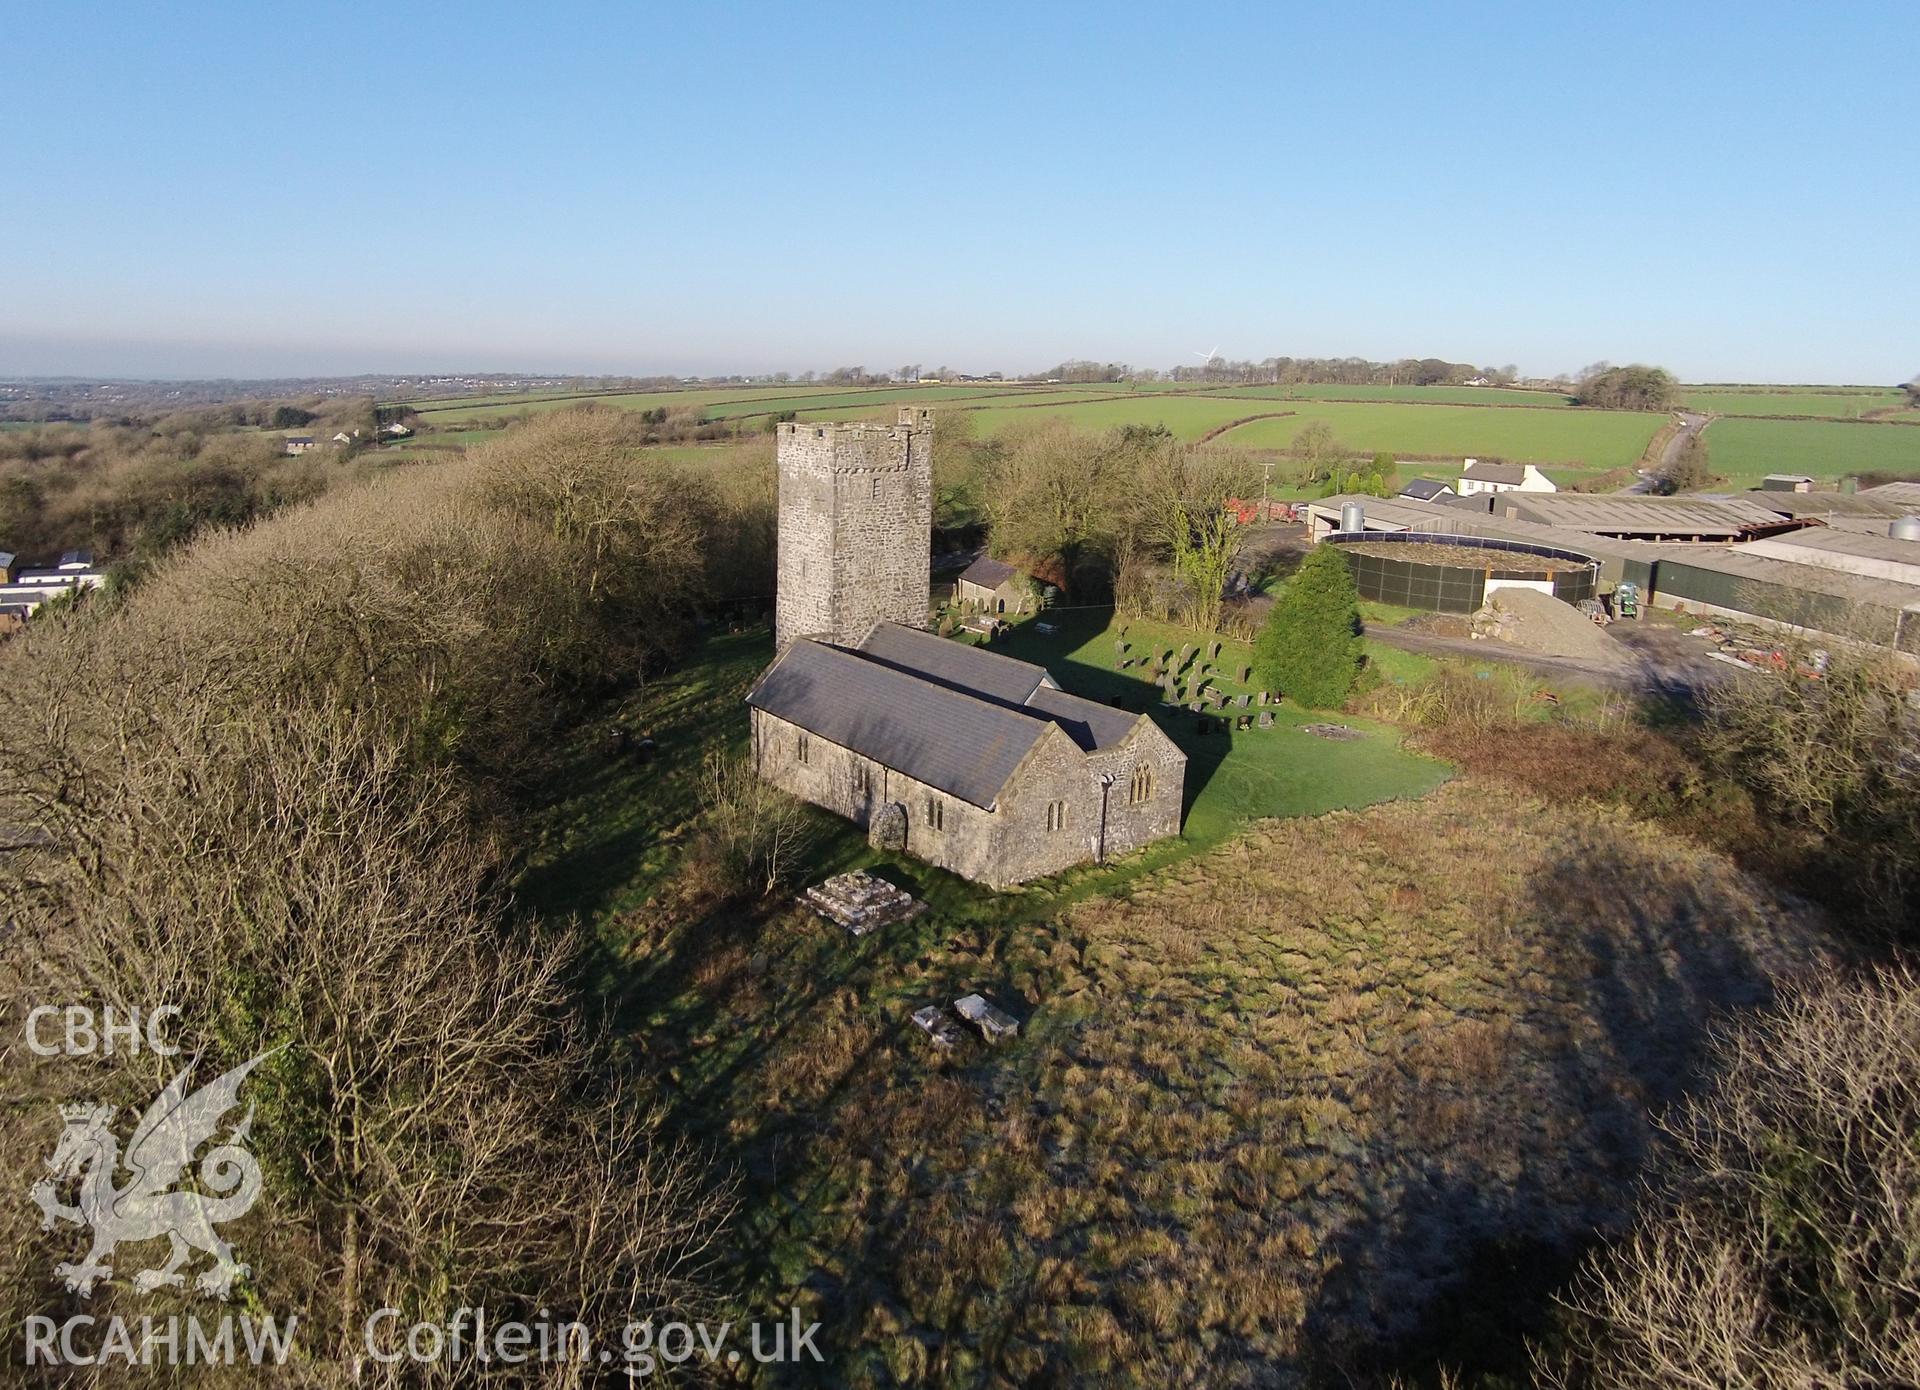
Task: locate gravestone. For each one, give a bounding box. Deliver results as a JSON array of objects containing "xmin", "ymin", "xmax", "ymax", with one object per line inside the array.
[
  {"xmin": 954, "ymin": 993, "xmax": 1019, "ymax": 1043},
  {"xmin": 1239, "ymin": 665, "xmax": 1253, "ymax": 685},
  {"xmin": 869, "ymin": 802, "xmax": 908, "ymax": 853},
  {"xmin": 1237, "ymin": 693, "xmax": 1251, "ymax": 709},
  {"xmin": 1210, "ymin": 640, "xmax": 1223, "ymax": 661},
  {"xmin": 1189, "ymin": 700, "xmax": 1203, "ymax": 713},
  {"xmin": 1237, "ymin": 714, "xmax": 1253, "ymax": 731},
  {"xmin": 1257, "ymin": 691, "xmax": 1267, "ymax": 705},
  {"xmin": 1257, "ymin": 710, "xmax": 1274, "ymax": 729}
]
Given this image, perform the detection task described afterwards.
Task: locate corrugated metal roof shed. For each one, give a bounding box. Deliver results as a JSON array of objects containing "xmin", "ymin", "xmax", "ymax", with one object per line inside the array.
[
  {"xmin": 1751, "ymin": 493, "xmax": 1915, "ymax": 519},
  {"xmin": 1491, "ymin": 494, "xmax": 1788, "ymax": 537},
  {"xmin": 1758, "ymin": 528, "xmax": 1920, "ymax": 564},
  {"xmin": 1652, "ymin": 546, "xmax": 1920, "ymax": 611},
  {"xmin": 1861, "ymin": 480, "xmax": 1920, "ymax": 508}
]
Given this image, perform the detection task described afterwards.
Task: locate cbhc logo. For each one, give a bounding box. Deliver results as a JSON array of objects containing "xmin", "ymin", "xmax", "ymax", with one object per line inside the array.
[{"xmin": 25, "ymin": 1005, "xmax": 182, "ymax": 1056}]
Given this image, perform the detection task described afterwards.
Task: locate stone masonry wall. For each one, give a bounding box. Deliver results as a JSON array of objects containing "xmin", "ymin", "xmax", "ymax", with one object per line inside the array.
[
  {"xmin": 753, "ymin": 705, "xmax": 1187, "ymax": 889},
  {"xmin": 774, "ymin": 408, "xmax": 933, "ymax": 649},
  {"xmin": 751, "ymin": 707, "xmax": 998, "ymax": 882},
  {"xmin": 985, "ymin": 720, "xmax": 1188, "ymax": 886}
]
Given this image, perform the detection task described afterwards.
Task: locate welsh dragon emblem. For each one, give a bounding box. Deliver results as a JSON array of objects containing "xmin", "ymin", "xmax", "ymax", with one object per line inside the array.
[{"xmin": 28, "ymin": 1050, "xmax": 276, "ymax": 1299}]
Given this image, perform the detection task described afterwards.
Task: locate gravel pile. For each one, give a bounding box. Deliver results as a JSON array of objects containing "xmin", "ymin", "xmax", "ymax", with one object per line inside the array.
[{"xmin": 1471, "ymin": 587, "xmax": 1629, "ymax": 666}]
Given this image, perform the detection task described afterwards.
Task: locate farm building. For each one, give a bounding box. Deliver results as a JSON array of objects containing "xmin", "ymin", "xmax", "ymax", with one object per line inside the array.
[
  {"xmin": 1744, "ymin": 489, "xmax": 1917, "ymax": 523},
  {"xmin": 284, "ymin": 435, "xmax": 316, "ymax": 454},
  {"xmin": 954, "ymin": 556, "xmax": 1032, "ymax": 614},
  {"xmin": 1307, "ymin": 491, "xmax": 1920, "ymax": 652},
  {"xmin": 755, "ymin": 407, "xmax": 1185, "ymax": 886},
  {"xmin": 1742, "ymin": 522, "xmax": 1920, "ymax": 587},
  {"xmin": 1478, "ymin": 494, "xmax": 1803, "ymax": 543},
  {"xmin": 0, "ymin": 550, "xmax": 108, "ymax": 622},
  {"xmin": 1760, "ymin": 474, "xmax": 1816, "ymax": 492},
  {"xmin": 1456, "ymin": 460, "xmax": 1556, "ymax": 495},
  {"xmin": 1862, "ymin": 480, "xmax": 1920, "ymax": 510},
  {"xmin": 1399, "ymin": 478, "xmax": 1456, "ymax": 502}
]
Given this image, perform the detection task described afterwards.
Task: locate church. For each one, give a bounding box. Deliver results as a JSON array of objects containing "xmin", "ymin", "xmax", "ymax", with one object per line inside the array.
[{"xmin": 747, "ymin": 408, "xmax": 1185, "ymax": 888}]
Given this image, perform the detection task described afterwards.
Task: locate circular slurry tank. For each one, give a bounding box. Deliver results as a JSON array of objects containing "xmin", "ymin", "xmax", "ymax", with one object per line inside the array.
[{"xmin": 1326, "ymin": 531, "xmax": 1600, "ymax": 614}]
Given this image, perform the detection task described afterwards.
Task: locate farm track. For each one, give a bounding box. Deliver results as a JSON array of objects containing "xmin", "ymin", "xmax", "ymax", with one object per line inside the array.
[{"xmin": 1367, "ymin": 623, "xmax": 1727, "ymax": 698}]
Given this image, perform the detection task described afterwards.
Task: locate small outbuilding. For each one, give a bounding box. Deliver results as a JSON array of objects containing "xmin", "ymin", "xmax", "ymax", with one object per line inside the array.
[
  {"xmin": 1399, "ymin": 478, "xmax": 1457, "ymax": 502},
  {"xmin": 955, "ymin": 556, "xmax": 1032, "ymax": 614},
  {"xmin": 1760, "ymin": 474, "xmax": 1816, "ymax": 493}
]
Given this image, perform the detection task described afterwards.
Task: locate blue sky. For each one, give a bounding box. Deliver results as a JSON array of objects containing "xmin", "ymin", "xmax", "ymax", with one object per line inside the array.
[{"xmin": 2, "ymin": 2, "xmax": 1913, "ymax": 382}]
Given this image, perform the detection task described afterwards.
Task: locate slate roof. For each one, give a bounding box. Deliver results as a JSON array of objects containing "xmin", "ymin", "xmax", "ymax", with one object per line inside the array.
[
  {"xmin": 1461, "ymin": 461, "xmax": 1528, "ymax": 485},
  {"xmin": 748, "ymin": 639, "xmax": 1049, "ymax": 808},
  {"xmin": 1400, "ymin": 478, "xmax": 1455, "ymax": 501},
  {"xmin": 1023, "ymin": 685, "xmax": 1140, "ymax": 752},
  {"xmin": 856, "ymin": 621, "xmax": 1049, "ymax": 706},
  {"xmin": 749, "ymin": 623, "xmax": 1150, "ymax": 807},
  {"xmin": 957, "ymin": 555, "xmax": 1022, "ymax": 591}
]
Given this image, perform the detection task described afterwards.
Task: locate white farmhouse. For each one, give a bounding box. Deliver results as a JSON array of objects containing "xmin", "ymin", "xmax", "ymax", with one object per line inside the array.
[{"xmin": 1456, "ymin": 459, "xmax": 1557, "ymax": 496}]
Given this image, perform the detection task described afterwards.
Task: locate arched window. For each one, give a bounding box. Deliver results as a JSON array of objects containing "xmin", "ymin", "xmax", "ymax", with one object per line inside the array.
[{"xmin": 1129, "ymin": 764, "xmax": 1154, "ymax": 805}]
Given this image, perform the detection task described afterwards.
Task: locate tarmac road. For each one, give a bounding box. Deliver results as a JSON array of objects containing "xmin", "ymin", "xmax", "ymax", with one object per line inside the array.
[{"xmin": 1620, "ymin": 412, "xmax": 1710, "ymax": 493}]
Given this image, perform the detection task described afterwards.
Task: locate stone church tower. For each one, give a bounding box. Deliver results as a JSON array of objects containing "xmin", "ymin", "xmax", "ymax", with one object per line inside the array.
[{"xmin": 774, "ymin": 406, "xmax": 933, "ymax": 649}]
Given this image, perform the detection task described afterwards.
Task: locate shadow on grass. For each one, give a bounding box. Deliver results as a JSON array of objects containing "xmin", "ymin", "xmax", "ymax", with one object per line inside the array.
[{"xmin": 1301, "ymin": 827, "xmax": 1798, "ymax": 1385}]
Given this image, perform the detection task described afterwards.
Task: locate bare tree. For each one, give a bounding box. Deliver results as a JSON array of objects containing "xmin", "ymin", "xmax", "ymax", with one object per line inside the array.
[{"xmin": 1544, "ymin": 966, "xmax": 1920, "ymax": 1390}]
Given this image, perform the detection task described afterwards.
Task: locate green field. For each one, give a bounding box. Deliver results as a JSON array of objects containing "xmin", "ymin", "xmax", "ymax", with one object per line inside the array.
[
  {"xmin": 1216, "ymin": 401, "xmax": 1662, "ymax": 468},
  {"xmin": 390, "ymin": 381, "xmax": 1920, "ymax": 486},
  {"xmin": 1700, "ymin": 416, "xmax": 1920, "ymax": 488},
  {"xmin": 405, "ymin": 382, "xmax": 1099, "ymax": 427},
  {"xmin": 1680, "ymin": 387, "xmax": 1909, "ymax": 418},
  {"xmin": 1219, "ymin": 383, "xmax": 1574, "ymax": 408}
]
